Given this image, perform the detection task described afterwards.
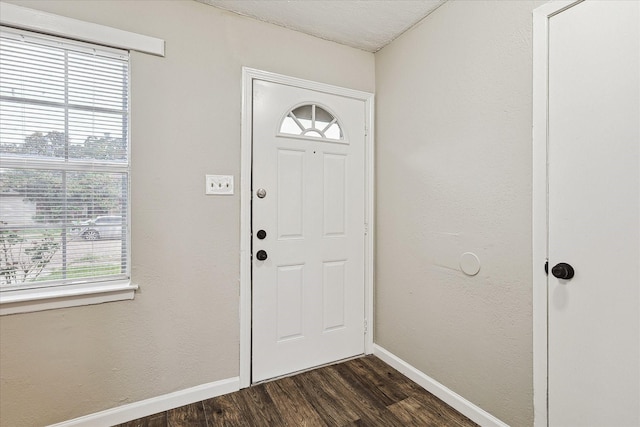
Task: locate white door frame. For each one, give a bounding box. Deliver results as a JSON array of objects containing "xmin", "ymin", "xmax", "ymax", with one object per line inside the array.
[
  {"xmin": 532, "ymin": 1, "xmax": 583, "ymax": 426},
  {"xmin": 239, "ymin": 67, "xmax": 375, "ymax": 388}
]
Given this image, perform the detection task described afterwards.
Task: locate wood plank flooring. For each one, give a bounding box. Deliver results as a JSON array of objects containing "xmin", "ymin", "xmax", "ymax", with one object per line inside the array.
[{"xmin": 115, "ymin": 356, "xmax": 478, "ymax": 427}]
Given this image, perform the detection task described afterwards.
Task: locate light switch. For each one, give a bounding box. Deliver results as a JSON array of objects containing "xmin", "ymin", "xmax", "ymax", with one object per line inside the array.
[{"xmin": 206, "ymin": 175, "xmax": 234, "ymax": 195}]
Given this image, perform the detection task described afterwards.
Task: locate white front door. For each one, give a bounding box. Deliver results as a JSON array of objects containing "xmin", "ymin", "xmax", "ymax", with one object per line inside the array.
[
  {"xmin": 547, "ymin": 1, "xmax": 639, "ymax": 425},
  {"xmin": 251, "ymin": 79, "xmax": 366, "ymax": 383}
]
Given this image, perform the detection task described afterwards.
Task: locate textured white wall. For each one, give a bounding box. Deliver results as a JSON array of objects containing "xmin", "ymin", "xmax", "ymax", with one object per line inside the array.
[
  {"xmin": 375, "ymin": 1, "xmax": 538, "ymax": 425},
  {"xmin": 0, "ymin": 1, "xmax": 374, "ymax": 426}
]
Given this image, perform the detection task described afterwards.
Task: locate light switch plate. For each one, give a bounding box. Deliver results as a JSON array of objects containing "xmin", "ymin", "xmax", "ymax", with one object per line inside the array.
[{"xmin": 206, "ymin": 175, "xmax": 234, "ymax": 195}]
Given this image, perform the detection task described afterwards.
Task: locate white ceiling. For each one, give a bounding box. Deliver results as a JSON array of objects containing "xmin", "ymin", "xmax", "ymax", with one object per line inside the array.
[{"xmin": 196, "ymin": 0, "xmax": 446, "ymax": 52}]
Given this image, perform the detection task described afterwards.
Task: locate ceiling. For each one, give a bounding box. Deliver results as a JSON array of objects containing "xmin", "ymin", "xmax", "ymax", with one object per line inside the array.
[{"xmin": 196, "ymin": 0, "xmax": 447, "ymax": 52}]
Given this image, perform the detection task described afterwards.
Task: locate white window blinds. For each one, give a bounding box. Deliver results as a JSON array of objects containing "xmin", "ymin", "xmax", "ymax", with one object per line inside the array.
[{"xmin": 0, "ymin": 27, "xmax": 130, "ymax": 290}]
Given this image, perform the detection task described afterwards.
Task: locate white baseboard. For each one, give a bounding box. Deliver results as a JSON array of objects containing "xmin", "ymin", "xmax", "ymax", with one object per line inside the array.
[
  {"xmin": 48, "ymin": 377, "xmax": 240, "ymax": 427},
  {"xmin": 373, "ymin": 345, "xmax": 509, "ymax": 427}
]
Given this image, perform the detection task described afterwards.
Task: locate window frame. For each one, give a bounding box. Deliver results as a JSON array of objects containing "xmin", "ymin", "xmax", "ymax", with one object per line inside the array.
[{"xmin": 0, "ymin": 4, "xmax": 164, "ymax": 315}]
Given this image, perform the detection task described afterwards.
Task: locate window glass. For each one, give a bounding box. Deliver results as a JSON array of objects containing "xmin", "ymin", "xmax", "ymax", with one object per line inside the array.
[
  {"xmin": 0, "ymin": 27, "xmax": 130, "ymax": 290},
  {"xmin": 279, "ymin": 104, "xmax": 343, "ymax": 141}
]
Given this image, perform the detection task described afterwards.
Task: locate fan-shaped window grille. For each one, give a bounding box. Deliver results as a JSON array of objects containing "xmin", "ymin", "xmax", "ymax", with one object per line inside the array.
[{"xmin": 280, "ymin": 104, "xmax": 343, "ymax": 141}]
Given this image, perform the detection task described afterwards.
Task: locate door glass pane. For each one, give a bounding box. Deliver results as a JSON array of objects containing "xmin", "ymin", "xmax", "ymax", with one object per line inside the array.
[{"xmin": 279, "ymin": 104, "xmax": 343, "ymax": 141}]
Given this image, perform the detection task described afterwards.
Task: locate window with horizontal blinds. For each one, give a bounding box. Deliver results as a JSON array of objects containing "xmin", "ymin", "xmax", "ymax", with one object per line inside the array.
[{"xmin": 0, "ymin": 26, "xmax": 130, "ymax": 290}]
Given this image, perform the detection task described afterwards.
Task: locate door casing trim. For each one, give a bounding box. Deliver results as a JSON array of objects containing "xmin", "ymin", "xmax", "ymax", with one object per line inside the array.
[
  {"xmin": 240, "ymin": 67, "xmax": 375, "ymax": 388},
  {"xmin": 532, "ymin": 2, "xmax": 583, "ymax": 426}
]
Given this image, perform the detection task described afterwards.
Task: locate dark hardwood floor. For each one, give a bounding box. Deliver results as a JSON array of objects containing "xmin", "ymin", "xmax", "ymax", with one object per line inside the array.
[{"xmin": 115, "ymin": 356, "xmax": 478, "ymax": 427}]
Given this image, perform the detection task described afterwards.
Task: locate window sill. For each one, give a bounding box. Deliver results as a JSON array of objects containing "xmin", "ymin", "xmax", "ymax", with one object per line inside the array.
[{"xmin": 0, "ymin": 281, "xmax": 138, "ymax": 316}]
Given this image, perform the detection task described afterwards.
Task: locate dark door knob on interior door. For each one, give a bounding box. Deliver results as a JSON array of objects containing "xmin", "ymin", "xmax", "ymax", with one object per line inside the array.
[
  {"xmin": 552, "ymin": 262, "xmax": 575, "ymax": 280},
  {"xmin": 256, "ymin": 250, "xmax": 268, "ymax": 261}
]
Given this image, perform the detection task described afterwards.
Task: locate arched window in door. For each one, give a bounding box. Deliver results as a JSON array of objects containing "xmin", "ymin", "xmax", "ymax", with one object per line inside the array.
[{"xmin": 279, "ymin": 104, "xmax": 344, "ymax": 141}]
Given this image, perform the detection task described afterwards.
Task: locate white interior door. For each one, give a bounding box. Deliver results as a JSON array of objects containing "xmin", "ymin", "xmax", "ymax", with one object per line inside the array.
[
  {"xmin": 547, "ymin": 1, "xmax": 639, "ymax": 425},
  {"xmin": 251, "ymin": 79, "xmax": 365, "ymax": 383}
]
